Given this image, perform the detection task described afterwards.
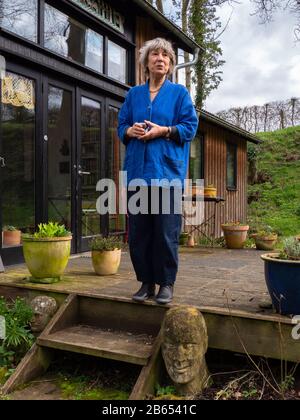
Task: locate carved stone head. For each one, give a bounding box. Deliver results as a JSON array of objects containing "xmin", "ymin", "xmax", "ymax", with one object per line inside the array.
[
  {"xmin": 30, "ymin": 296, "xmax": 57, "ymax": 333},
  {"xmin": 161, "ymin": 306, "xmax": 209, "ymax": 395}
]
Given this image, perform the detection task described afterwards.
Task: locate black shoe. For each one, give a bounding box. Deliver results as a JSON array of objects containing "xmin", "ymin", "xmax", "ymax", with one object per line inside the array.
[
  {"xmin": 155, "ymin": 284, "xmax": 174, "ymax": 304},
  {"xmin": 132, "ymin": 283, "xmax": 155, "ymax": 302}
]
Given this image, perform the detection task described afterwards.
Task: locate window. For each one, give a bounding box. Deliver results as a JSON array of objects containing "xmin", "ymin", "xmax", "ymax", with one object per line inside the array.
[
  {"xmin": 189, "ymin": 134, "xmax": 204, "ymax": 183},
  {"xmin": 107, "ymin": 106, "xmax": 126, "ymax": 233},
  {"xmin": 0, "ymin": 0, "xmax": 38, "ymax": 42},
  {"xmin": 44, "ymin": 3, "xmax": 103, "ymax": 73},
  {"xmin": 107, "ymin": 40, "xmax": 126, "ymax": 83},
  {"xmin": 1, "ymin": 72, "xmax": 35, "ymax": 238},
  {"xmin": 226, "ymin": 142, "xmax": 237, "ymax": 190}
]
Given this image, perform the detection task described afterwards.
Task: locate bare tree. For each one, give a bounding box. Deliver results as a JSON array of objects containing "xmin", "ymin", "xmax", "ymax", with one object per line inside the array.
[{"xmin": 216, "ymin": 97, "xmax": 300, "ymax": 133}]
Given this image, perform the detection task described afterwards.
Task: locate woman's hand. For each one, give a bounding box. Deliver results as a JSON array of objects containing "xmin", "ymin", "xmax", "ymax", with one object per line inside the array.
[
  {"xmin": 126, "ymin": 123, "xmax": 147, "ymax": 138},
  {"xmin": 138, "ymin": 120, "xmax": 168, "ymax": 141}
]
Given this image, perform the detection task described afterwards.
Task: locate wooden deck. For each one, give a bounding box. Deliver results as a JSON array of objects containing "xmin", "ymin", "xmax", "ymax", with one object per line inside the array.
[{"xmin": 0, "ymin": 247, "xmax": 299, "ymax": 363}]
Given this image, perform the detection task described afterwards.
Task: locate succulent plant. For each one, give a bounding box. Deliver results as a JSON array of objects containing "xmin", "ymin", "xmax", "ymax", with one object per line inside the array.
[{"xmin": 281, "ymin": 237, "xmax": 300, "ymax": 260}]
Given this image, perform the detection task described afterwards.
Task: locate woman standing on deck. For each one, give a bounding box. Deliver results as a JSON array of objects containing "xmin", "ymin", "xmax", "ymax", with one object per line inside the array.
[{"xmin": 118, "ymin": 38, "xmax": 198, "ymax": 304}]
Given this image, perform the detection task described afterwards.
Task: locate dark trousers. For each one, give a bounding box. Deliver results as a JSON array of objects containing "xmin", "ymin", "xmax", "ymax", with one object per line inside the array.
[{"xmin": 127, "ymin": 187, "xmax": 182, "ymax": 286}]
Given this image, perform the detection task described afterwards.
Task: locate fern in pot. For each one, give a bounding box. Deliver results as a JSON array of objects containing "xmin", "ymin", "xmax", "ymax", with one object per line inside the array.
[
  {"xmin": 22, "ymin": 222, "xmax": 72, "ymax": 283},
  {"xmin": 90, "ymin": 236, "xmax": 122, "ymax": 275},
  {"xmin": 261, "ymin": 237, "xmax": 300, "ymax": 315}
]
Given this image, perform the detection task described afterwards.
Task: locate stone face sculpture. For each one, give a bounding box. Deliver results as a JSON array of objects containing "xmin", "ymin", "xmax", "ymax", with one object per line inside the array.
[
  {"xmin": 161, "ymin": 306, "xmax": 210, "ymax": 396},
  {"xmin": 30, "ymin": 295, "xmax": 57, "ymax": 333}
]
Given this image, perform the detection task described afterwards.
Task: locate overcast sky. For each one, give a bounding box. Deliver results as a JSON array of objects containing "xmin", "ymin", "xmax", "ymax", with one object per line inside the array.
[{"xmin": 202, "ymin": 2, "xmax": 300, "ymax": 113}]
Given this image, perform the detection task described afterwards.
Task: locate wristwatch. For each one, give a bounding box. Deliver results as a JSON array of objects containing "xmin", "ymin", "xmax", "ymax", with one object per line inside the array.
[{"xmin": 166, "ymin": 126, "xmax": 171, "ymax": 139}]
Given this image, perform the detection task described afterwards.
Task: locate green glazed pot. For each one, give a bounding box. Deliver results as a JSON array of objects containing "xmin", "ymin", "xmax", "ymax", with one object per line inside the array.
[{"xmin": 22, "ymin": 236, "xmax": 72, "ymax": 281}]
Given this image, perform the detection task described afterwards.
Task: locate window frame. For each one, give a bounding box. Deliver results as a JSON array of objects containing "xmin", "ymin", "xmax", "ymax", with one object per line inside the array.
[
  {"xmin": 226, "ymin": 141, "xmax": 237, "ymax": 191},
  {"xmin": 0, "ymin": 0, "xmax": 134, "ymax": 86},
  {"xmin": 189, "ymin": 132, "xmax": 205, "ymax": 184}
]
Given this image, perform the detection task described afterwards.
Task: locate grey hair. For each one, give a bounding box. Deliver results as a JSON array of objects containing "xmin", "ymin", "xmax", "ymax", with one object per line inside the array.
[{"xmin": 139, "ymin": 37, "xmax": 176, "ymax": 79}]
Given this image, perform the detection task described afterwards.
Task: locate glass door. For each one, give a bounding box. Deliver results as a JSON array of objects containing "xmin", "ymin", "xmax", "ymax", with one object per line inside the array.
[
  {"xmin": 0, "ymin": 65, "xmax": 40, "ymax": 264},
  {"xmin": 44, "ymin": 78, "xmax": 75, "ymax": 244},
  {"xmin": 77, "ymin": 90, "xmax": 103, "ymax": 252},
  {"xmin": 107, "ymin": 101, "xmax": 126, "ymax": 236}
]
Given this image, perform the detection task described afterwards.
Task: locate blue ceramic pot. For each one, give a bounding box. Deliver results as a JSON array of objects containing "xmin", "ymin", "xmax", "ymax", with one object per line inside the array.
[{"xmin": 261, "ymin": 253, "xmax": 300, "ymax": 315}]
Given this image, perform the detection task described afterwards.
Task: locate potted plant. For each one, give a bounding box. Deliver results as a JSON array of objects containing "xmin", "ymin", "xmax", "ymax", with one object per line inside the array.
[
  {"xmin": 261, "ymin": 237, "xmax": 300, "ymax": 315},
  {"xmin": 221, "ymin": 222, "xmax": 249, "ymax": 249},
  {"xmin": 204, "ymin": 184, "xmax": 217, "ymax": 198},
  {"xmin": 179, "ymin": 232, "xmax": 189, "ymax": 245},
  {"xmin": 252, "ymin": 226, "xmax": 278, "ymax": 251},
  {"xmin": 22, "ymin": 222, "xmax": 72, "ymax": 284},
  {"xmin": 2, "ymin": 226, "xmax": 21, "ymax": 246},
  {"xmin": 90, "ymin": 235, "xmax": 122, "ymax": 275}
]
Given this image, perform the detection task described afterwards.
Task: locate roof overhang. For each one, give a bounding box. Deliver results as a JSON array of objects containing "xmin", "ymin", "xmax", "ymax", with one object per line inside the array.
[
  {"xmin": 132, "ymin": 0, "xmax": 204, "ymax": 53},
  {"xmin": 199, "ymin": 109, "xmax": 261, "ymax": 144}
]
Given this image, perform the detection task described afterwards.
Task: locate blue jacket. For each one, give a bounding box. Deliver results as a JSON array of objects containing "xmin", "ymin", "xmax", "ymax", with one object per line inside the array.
[{"xmin": 118, "ymin": 79, "xmax": 199, "ymax": 186}]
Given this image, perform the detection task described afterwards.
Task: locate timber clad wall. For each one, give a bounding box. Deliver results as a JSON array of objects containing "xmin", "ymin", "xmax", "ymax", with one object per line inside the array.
[
  {"xmin": 135, "ymin": 16, "xmax": 161, "ymax": 85},
  {"xmin": 189, "ymin": 120, "xmax": 248, "ymax": 239}
]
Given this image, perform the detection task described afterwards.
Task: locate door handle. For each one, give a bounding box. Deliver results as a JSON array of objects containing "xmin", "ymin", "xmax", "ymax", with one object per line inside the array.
[
  {"xmin": 78, "ymin": 170, "xmax": 91, "ymax": 176},
  {"xmin": 0, "ymin": 157, "xmax": 5, "ymax": 167}
]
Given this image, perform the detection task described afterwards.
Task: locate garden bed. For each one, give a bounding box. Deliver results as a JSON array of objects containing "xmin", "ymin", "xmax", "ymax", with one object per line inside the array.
[{"xmin": 5, "ymin": 351, "xmax": 141, "ymax": 400}]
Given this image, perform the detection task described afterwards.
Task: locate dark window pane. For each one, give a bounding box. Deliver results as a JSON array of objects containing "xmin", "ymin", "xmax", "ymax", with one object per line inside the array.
[
  {"xmin": 189, "ymin": 134, "xmax": 204, "ymax": 183},
  {"xmin": 1, "ymin": 72, "xmax": 35, "ymax": 243},
  {"xmin": 44, "ymin": 3, "xmax": 103, "ymax": 73},
  {"xmin": 81, "ymin": 96, "xmax": 101, "ymax": 238},
  {"xmin": 47, "ymin": 86, "xmax": 72, "ymax": 230},
  {"xmin": 227, "ymin": 143, "xmax": 237, "ymax": 189},
  {"xmin": 108, "ymin": 106, "xmax": 126, "ymax": 233},
  {"xmin": 0, "ymin": 0, "xmax": 38, "ymax": 42},
  {"xmin": 108, "ymin": 40, "xmax": 126, "ymax": 83}
]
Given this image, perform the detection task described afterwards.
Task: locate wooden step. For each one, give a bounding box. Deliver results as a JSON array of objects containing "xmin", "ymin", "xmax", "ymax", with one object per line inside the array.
[
  {"xmin": 38, "ymin": 324, "xmax": 155, "ymax": 365},
  {"xmin": 37, "ymin": 294, "xmax": 166, "ymax": 366}
]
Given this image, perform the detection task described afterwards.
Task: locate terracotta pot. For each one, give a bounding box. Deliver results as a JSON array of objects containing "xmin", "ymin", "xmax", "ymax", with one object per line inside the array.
[
  {"xmin": 22, "ymin": 236, "xmax": 72, "ymax": 282},
  {"xmin": 92, "ymin": 249, "xmax": 121, "ymax": 275},
  {"xmin": 3, "ymin": 230, "xmax": 21, "ymax": 246},
  {"xmin": 187, "ymin": 234, "xmax": 195, "ymax": 247},
  {"xmin": 204, "ymin": 187, "xmax": 216, "ymax": 198},
  {"xmin": 254, "ymin": 234, "xmax": 278, "ymax": 251},
  {"xmin": 221, "ymin": 224, "xmax": 249, "ymax": 249}
]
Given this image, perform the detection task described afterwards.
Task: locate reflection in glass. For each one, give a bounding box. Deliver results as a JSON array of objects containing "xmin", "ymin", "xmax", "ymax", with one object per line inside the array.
[
  {"xmin": 189, "ymin": 134, "xmax": 204, "ymax": 183},
  {"xmin": 226, "ymin": 143, "xmax": 237, "ymax": 189},
  {"xmin": 47, "ymin": 86, "xmax": 72, "ymax": 230},
  {"xmin": 108, "ymin": 106, "xmax": 126, "ymax": 233},
  {"xmin": 1, "ymin": 72, "xmax": 35, "ymax": 245},
  {"xmin": 108, "ymin": 40, "xmax": 126, "ymax": 83},
  {"xmin": 0, "ymin": 0, "xmax": 38, "ymax": 42},
  {"xmin": 81, "ymin": 97, "xmax": 101, "ymax": 238},
  {"xmin": 44, "ymin": 3, "xmax": 103, "ymax": 73}
]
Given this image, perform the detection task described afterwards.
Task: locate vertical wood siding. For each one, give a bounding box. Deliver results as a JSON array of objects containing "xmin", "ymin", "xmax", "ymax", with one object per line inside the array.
[
  {"xmin": 135, "ymin": 16, "xmax": 161, "ymax": 85},
  {"xmin": 186, "ymin": 120, "xmax": 248, "ymax": 239}
]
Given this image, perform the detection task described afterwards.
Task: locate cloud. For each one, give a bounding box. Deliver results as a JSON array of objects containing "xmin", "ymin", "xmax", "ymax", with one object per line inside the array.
[{"xmin": 204, "ymin": 1, "xmax": 300, "ymax": 113}]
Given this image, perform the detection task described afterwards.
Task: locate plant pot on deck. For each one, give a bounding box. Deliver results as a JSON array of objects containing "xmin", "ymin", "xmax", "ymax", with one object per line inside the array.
[
  {"xmin": 261, "ymin": 253, "xmax": 300, "ymax": 315},
  {"xmin": 22, "ymin": 236, "xmax": 72, "ymax": 283},
  {"xmin": 92, "ymin": 249, "xmax": 121, "ymax": 275},
  {"xmin": 254, "ymin": 234, "xmax": 278, "ymax": 251},
  {"xmin": 3, "ymin": 229, "xmax": 21, "ymax": 246},
  {"xmin": 221, "ymin": 224, "xmax": 249, "ymax": 249}
]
